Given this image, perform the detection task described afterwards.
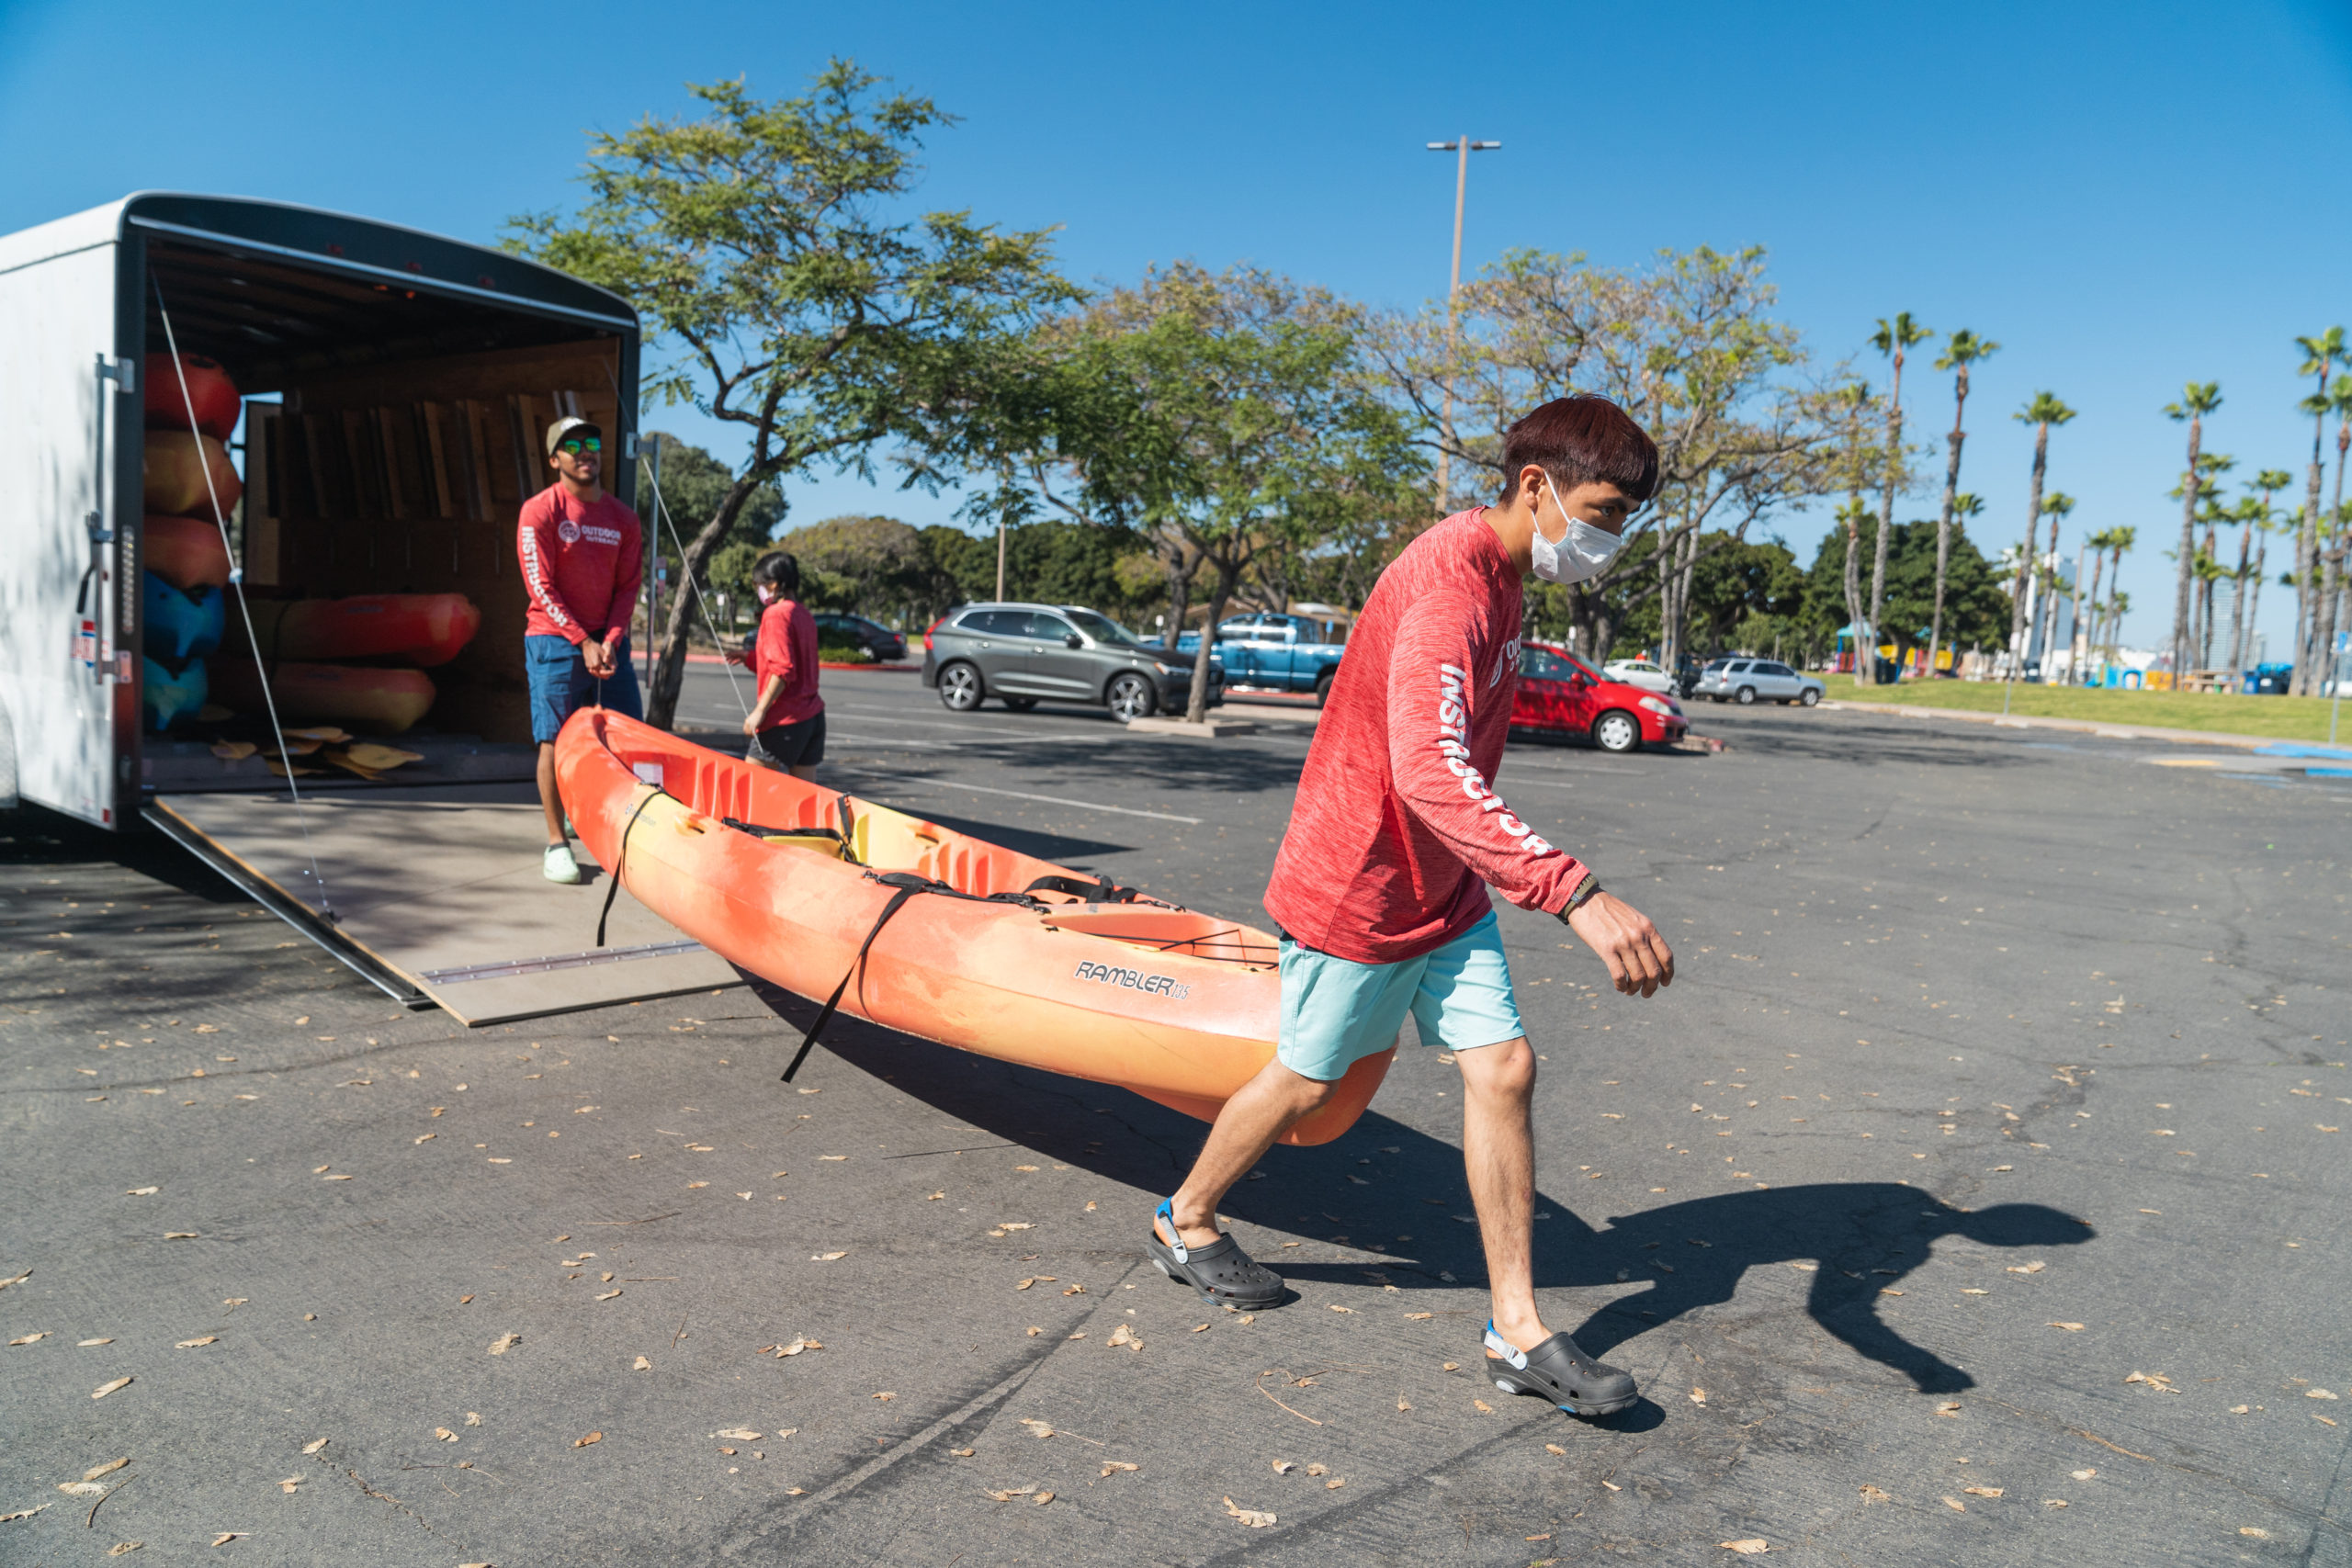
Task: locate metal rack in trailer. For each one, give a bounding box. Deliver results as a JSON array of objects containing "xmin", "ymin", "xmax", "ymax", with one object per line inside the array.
[{"xmin": 0, "ymin": 193, "xmax": 740, "ymax": 1023}]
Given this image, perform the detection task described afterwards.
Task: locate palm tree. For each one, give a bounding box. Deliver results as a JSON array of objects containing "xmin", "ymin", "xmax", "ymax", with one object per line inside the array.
[
  {"xmin": 1926, "ymin": 329, "xmax": 1997, "ymax": 682},
  {"xmin": 2037, "ymin": 491, "xmax": 2076, "ymax": 677},
  {"xmin": 2184, "ymin": 452, "xmax": 2233, "ymax": 671},
  {"xmin": 2233, "ymin": 470, "xmax": 2290, "ymax": 670},
  {"xmin": 2096, "ymin": 525, "xmax": 2135, "ymax": 663},
  {"xmin": 2162, "ymin": 382, "xmax": 2222, "ymax": 683},
  {"xmin": 2080, "ymin": 525, "xmax": 2124, "ymax": 677},
  {"xmin": 1838, "ymin": 493, "xmax": 1873, "ymax": 685},
  {"xmin": 1868, "ymin": 312, "xmax": 1934, "ymax": 676},
  {"xmin": 2290, "ymin": 330, "xmax": 2344, "ymax": 692},
  {"xmin": 2006, "ymin": 392, "xmax": 2076, "ymax": 687}
]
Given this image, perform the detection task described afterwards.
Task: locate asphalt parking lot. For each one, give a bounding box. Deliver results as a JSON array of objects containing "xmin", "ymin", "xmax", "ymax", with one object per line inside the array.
[{"xmin": 5, "ymin": 671, "xmax": 2348, "ymax": 1566}]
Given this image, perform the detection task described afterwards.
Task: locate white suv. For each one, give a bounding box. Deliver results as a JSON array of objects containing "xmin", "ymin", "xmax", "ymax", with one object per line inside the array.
[
  {"xmin": 1601, "ymin": 657, "xmax": 1675, "ymax": 694},
  {"xmin": 1693, "ymin": 658, "xmax": 1824, "ymax": 706}
]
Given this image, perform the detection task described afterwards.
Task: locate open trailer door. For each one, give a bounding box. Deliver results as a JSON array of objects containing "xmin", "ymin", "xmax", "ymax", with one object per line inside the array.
[
  {"xmin": 0, "ymin": 201, "xmax": 141, "ymax": 826},
  {"xmin": 146, "ymin": 783, "xmax": 741, "ymax": 1025}
]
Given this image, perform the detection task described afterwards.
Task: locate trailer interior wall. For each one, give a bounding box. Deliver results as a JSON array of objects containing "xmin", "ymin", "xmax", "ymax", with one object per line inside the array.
[{"xmin": 139, "ymin": 219, "xmax": 638, "ymax": 757}]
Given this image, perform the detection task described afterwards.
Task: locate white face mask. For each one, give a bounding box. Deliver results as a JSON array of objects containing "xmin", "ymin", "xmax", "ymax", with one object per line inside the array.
[
  {"xmin": 756, "ymin": 586, "xmax": 775, "ymax": 605},
  {"xmin": 1530, "ymin": 476, "xmax": 1627, "ymax": 585}
]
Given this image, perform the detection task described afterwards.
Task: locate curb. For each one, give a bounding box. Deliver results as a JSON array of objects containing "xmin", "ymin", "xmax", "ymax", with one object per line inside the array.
[
  {"xmin": 1120, "ymin": 716, "xmax": 1258, "ymax": 739},
  {"xmin": 680, "ymin": 652, "xmax": 918, "ymax": 671}
]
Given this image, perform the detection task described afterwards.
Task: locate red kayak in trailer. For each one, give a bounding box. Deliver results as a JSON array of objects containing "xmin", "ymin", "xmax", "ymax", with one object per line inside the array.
[
  {"xmin": 252, "ymin": 593, "xmax": 482, "ymax": 668},
  {"xmin": 211, "ymin": 660, "xmax": 435, "ymax": 733},
  {"xmin": 144, "ymin": 352, "xmax": 242, "ymax": 439},
  {"xmin": 554, "ymin": 710, "xmax": 1390, "ymax": 1144},
  {"xmin": 143, "ymin": 514, "xmax": 234, "ymax": 592}
]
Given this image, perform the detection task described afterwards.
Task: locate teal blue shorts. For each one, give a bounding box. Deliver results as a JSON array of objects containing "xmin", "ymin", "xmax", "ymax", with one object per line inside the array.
[{"xmin": 1275, "ymin": 909, "xmax": 1526, "ymax": 1083}]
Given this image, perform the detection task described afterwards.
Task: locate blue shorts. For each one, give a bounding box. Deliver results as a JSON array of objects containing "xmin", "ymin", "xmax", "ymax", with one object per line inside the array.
[
  {"xmin": 526, "ymin": 634, "xmax": 643, "ymax": 744},
  {"xmin": 1274, "ymin": 908, "xmax": 1526, "ymax": 1082}
]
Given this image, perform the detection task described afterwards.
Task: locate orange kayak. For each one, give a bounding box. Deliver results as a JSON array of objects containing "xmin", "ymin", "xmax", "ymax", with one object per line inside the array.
[
  {"xmin": 143, "ymin": 430, "xmax": 243, "ymax": 517},
  {"xmin": 144, "ymin": 352, "xmax": 242, "ymax": 439},
  {"xmin": 254, "ymin": 593, "xmax": 482, "ymax": 667},
  {"xmin": 555, "ymin": 710, "xmax": 1388, "ymax": 1145},
  {"xmin": 212, "ymin": 660, "xmax": 435, "ymax": 733}
]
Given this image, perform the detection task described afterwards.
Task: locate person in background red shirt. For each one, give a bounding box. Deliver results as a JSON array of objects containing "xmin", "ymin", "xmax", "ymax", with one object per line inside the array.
[
  {"xmin": 733, "ymin": 551, "xmax": 825, "ymax": 778},
  {"xmin": 518, "ymin": 416, "xmax": 644, "ymax": 884},
  {"xmin": 1143, "ymin": 397, "xmax": 1677, "ymax": 1423}
]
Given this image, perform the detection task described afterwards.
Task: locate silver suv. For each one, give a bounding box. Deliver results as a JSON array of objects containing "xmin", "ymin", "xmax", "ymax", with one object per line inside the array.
[
  {"xmin": 922, "ymin": 603, "xmax": 1224, "ymax": 719},
  {"xmin": 1692, "ymin": 657, "xmax": 1825, "ymax": 706}
]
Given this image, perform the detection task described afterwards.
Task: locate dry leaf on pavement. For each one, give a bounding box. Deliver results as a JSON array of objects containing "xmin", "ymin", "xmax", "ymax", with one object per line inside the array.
[
  {"xmin": 57, "ymin": 1483, "xmax": 107, "ymax": 1497},
  {"xmin": 435, "ymin": 1428, "xmax": 458, "ymax": 1442},
  {"xmin": 986, "ymin": 1486, "xmax": 1035, "ymax": 1502},
  {"xmin": 1019, "ymin": 1419, "xmax": 1054, "ymax": 1438},
  {"xmin": 573, "ymin": 1432, "xmax": 601, "ymax": 1448},
  {"xmin": 1936, "ymin": 1402, "xmax": 1962, "ymax": 1416},
  {"xmin": 2047, "ymin": 1322, "xmax": 2085, "ymax": 1332},
  {"xmin": 2071, "ymin": 1468, "xmax": 2097, "ymax": 1480},
  {"xmin": 301, "ymin": 1438, "xmax": 329, "ymax": 1454},
  {"xmin": 1689, "ymin": 1388, "xmax": 1707, "ymax": 1404},
  {"xmin": 1105, "ymin": 1324, "xmax": 1142, "ymax": 1351},
  {"xmin": 1860, "ymin": 1484, "xmax": 1892, "ymax": 1502},
  {"xmin": 633, "ymin": 1356, "xmax": 652, "ymax": 1371},
  {"xmin": 277, "ymin": 1479, "xmax": 302, "ymax": 1494},
  {"xmin": 91, "ymin": 1377, "xmax": 131, "ymax": 1399},
  {"xmin": 1720, "ymin": 1541, "xmax": 1769, "ymax": 1555},
  {"xmin": 175, "ymin": 1337, "xmax": 217, "ymax": 1348},
  {"xmin": 107, "ymin": 1543, "xmax": 141, "ymax": 1556},
  {"xmin": 715, "ymin": 1429, "xmax": 761, "ymax": 1441},
  {"xmin": 211, "ymin": 1533, "xmax": 241, "ymax": 1545},
  {"xmin": 1962, "ymin": 1486, "xmax": 2003, "ymax": 1497},
  {"xmin": 83, "ymin": 1458, "xmax": 129, "ymax": 1481},
  {"xmin": 1942, "ymin": 1496, "xmax": 1966, "ymax": 1512},
  {"xmin": 811, "ymin": 1252, "xmax": 847, "ymax": 1262},
  {"xmin": 0, "ymin": 1506, "xmax": 49, "ymax": 1521},
  {"xmin": 1101, "ymin": 1461, "xmax": 1138, "ymax": 1476},
  {"xmin": 488, "ymin": 1334, "xmax": 519, "ymax": 1355},
  {"xmin": 1223, "ymin": 1496, "xmax": 1276, "ymax": 1528}
]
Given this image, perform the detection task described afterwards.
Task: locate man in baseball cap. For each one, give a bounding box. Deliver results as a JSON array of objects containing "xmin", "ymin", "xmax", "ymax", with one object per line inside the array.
[{"xmin": 518, "ymin": 415, "xmax": 644, "ymax": 883}]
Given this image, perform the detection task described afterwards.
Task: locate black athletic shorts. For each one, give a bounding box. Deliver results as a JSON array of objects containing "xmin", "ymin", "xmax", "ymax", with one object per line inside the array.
[{"xmin": 749, "ymin": 710, "xmax": 826, "ymax": 769}]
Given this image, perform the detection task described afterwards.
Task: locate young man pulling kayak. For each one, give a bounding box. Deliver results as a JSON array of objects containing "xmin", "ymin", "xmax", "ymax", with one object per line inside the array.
[
  {"xmin": 520, "ymin": 416, "xmax": 645, "ymax": 884},
  {"xmin": 1146, "ymin": 395, "xmax": 1676, "ymax": 1419}
]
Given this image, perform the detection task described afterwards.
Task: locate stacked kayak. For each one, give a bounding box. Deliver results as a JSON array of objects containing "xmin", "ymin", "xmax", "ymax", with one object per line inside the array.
[
  {"xmin": 135, "ymin": 353, "xmax": 481, "ymax": 737},
  {"xmin": 140, "ymin": 354, "xmax": 241, "ymax": 731},
  {"xmin": 555, "ymin": 710, "xmax": 1389, "ymax": 1143}
]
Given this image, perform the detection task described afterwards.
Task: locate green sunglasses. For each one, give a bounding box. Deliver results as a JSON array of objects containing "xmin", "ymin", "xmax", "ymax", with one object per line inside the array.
[{"xmin": 559, "ymin": 436, "xmax": 602, "ymax": 455}]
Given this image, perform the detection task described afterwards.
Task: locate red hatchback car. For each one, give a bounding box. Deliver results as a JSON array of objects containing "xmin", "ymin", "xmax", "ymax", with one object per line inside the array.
[{"xmin": 1512, "ymin": 643, "xmax": 1688, "ymax": 753}]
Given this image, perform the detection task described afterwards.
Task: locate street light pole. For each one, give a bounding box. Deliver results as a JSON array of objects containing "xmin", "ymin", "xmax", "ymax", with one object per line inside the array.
[{"xmin": 1427, "ymin": 135, "xmax": 1500, "ymax": 516}]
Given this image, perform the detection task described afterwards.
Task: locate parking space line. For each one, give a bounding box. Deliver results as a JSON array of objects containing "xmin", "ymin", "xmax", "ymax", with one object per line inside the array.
[{"xmin": 831, "ymin": 771, "xmax": 1205, "ymax": 825}]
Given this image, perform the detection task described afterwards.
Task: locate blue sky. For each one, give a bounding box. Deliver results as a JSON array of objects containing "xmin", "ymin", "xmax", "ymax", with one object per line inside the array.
[{"xmin": 7, "ymin": 0, "xmax": 2350, "ymax": 655}]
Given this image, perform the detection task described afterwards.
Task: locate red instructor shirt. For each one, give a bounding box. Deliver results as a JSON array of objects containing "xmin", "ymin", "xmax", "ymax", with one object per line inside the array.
[
  {"xmin": 1262, "ymin": 509, "xmax": 1591, "ymax": 964},
  {"xmin": 516, "ymin": 486, "xmax": 643, "ymax": 647}
]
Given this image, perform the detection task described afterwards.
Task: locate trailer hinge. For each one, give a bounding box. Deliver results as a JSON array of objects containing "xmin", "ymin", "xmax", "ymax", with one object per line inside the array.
[{"xmin": 97, "ymin": 354, "xmax": 136, "ymax": 395}]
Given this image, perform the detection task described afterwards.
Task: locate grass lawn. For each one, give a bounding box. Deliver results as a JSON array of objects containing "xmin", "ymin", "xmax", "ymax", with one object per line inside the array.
[{"xmin": 1822, "ymin": 678, "xmax": 2350, "ymax": 744}]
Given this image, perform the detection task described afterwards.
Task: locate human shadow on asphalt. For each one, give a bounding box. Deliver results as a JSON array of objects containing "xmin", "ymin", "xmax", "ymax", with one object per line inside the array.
[{"xmin": 737, "ymin": 976, "xmax": 2089, "ymax": 1397}]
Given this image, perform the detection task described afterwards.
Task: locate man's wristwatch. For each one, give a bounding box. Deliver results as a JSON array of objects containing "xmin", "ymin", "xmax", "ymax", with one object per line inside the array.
[{"xmin": 1560, "ymin": 874, "xmax": 1602, "ymax": 919}]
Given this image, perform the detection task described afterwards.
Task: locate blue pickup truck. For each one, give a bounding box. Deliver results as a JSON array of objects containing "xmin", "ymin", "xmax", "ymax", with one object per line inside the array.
[{"xmin": 1177, "ymin": 613, "xmax": 1347, "ymax": 705}]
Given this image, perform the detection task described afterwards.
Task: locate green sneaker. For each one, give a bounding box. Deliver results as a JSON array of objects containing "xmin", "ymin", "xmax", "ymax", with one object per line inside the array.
[{"xmin": 543, "ymin": 842, "xmax": 582, "ymax": 885}]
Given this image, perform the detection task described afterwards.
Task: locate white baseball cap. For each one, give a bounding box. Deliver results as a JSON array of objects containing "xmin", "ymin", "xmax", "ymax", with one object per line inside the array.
[{"xmin": 545, "ymin": 415, "xmax": 603, "ymax": 456}]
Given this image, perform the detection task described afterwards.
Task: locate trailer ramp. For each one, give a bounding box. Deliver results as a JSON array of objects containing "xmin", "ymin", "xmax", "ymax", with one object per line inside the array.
[{"xmin": 148, "ymin": 783, "xmax": 740, "ymax": 1025}]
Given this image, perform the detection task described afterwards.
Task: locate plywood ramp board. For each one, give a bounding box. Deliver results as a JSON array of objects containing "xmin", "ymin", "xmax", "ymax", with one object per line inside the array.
[{"xmin": 154, "ymin": 784, "xmax": 741, "ymax": 1026}]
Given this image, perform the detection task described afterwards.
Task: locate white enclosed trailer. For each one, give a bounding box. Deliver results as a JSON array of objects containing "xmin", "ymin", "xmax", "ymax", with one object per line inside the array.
[{"xmin": 0, "ymin": 194, "xmax": 738, "ymax": 1021}]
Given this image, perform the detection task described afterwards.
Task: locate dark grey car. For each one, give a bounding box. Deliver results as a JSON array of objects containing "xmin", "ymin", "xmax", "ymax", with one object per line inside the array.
[{"xmin": 921, "ymin": 603, "xmax": 1223, "ymax": 718}]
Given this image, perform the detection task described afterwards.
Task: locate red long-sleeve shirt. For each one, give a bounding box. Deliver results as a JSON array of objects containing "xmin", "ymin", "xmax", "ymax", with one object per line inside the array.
[
  {"xmin": 516, "ymin": 486, "xmax": 643, "ymax": 647},
  {"xmin": 1262, "ymin": 509, "xmax": 1590, "ymax": 964},
  {"xmin": 751, "ymin": 597, "xmax": 823, "ymax": 728}
]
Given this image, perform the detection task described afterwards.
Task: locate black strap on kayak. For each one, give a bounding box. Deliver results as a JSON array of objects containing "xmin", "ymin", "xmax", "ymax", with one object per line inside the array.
[
  {"xmin": 834, "ymin": 793, "xmax": 863, "ymax": 864},
  {"xmin": 594, "ymin": 784, "xmax": 667, "ymax": 948},
  {"xmin": 1023, "ymin": 873, "xmax": 1151, "ymax": 905},
  {"xmin": 779, "ymin": 870, "xmax": 1046, "ymax": 1083}
]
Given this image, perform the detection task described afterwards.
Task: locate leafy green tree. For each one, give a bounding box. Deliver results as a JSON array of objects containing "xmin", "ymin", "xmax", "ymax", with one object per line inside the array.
[
  {"xmin": 970, "ymin": 263, "xmax": 1420, "ymax": 720},
  {"xmin": 1803, "ymin": 514, "xmax": 2007, "ymax": 666},
  {"xmin": 1372, "ymin": 245, "xmax": 1848, "ymax": 666},
  {"xmin": 636, "ymin": 434, "xmax": 784, "ymax": 635},
  {"xmin": 506, "ymin": 62, "xmax": 1078, "ymax": 728},
  {"xmin": 2034, "ymin": 491, "xmax": 2075, "ymax": 672},
  {"xmin": 1925, "ymin": 330, "xmax": 1997, "ymax": 678}
]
